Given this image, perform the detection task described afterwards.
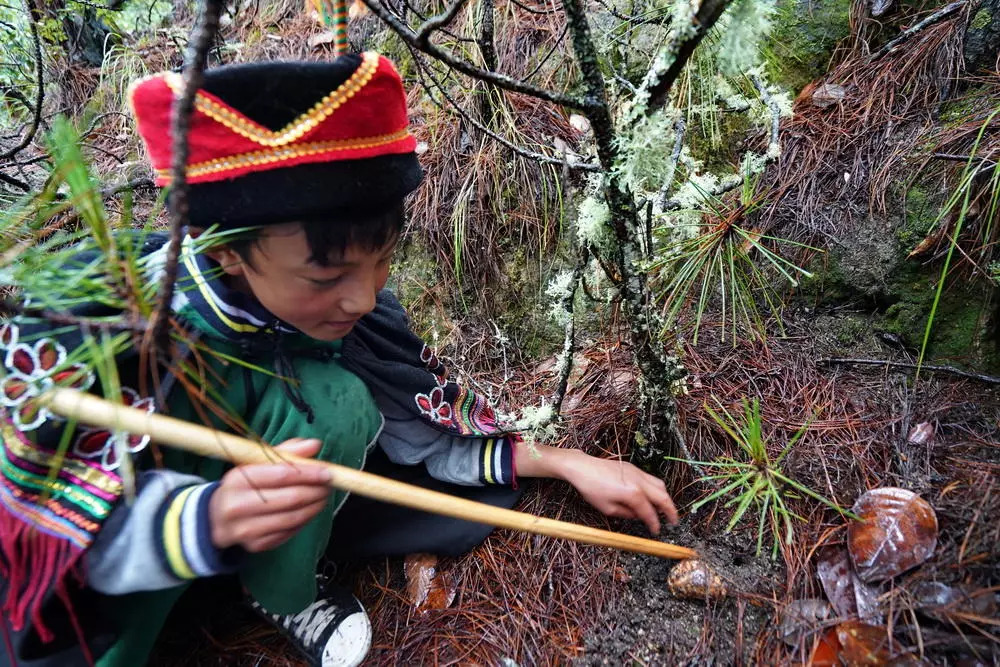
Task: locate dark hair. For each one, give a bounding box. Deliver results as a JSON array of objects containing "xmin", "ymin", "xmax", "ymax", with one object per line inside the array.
[{"xmin": 227, "ymin": 201, "xmax": 405, "ymax": 268}]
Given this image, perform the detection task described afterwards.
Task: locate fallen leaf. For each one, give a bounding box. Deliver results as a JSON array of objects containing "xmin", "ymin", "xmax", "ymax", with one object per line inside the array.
[
  {"xmin": 806, "ymin": 628, "xmax": 841, "ymax": 667},
  {"xmin": 779, "ymin": 598, "xmax": 833, "ymax": 647},
  {"xmin": 912, "ymin": 581, "xmax": 999, "ymax": 623},
  {"xmin": 848, "ymin": 488, "xmax": 938, "ymax": 583},
  {"xmin": 309, "ymin": 30, "xmax": 337, "ymax": 48},
  {"xmin": 667, "ymin": 559, "xmax": 727, "ymax": 600},
  {"xmin": 836, "ymin": 621, "xmax": 891, "ymax": 665},
  {"xmin": 811, "ymin": 84, "xmax": 846, "ymax": 109},
  {"xmin": 404, "ymin": 553, "xmax": 456, "ymax": 613},
  {"xmin": 816, "ymin": 546, "xmax": 883, "ymax": 623},
  {"xmin": 906, "ymin": 422, "xmax": 934, "ymax": 445}
]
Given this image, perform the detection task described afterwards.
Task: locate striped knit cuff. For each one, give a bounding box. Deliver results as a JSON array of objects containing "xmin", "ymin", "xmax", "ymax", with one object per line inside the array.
[
  {"xmin": 154, "ymin": 482, "xmax": 241, "ymax": 580},
  {"xmin": 478, "ymin": 435, "xmax": 516, "ymax": 486}
]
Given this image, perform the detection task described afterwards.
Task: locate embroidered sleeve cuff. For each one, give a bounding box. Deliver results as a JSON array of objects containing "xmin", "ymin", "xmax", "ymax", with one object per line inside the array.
[
  {"xmin": 479, "ymin": 435, "xmax": 516, "ymax": 486},
  {"xmin": 154, "ymin": 482, "xmax": 241, "ymax": 580}
]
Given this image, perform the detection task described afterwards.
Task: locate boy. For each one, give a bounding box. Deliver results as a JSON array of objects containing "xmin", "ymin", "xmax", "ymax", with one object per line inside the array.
[{"xmin": 0, "ymin": 52, "xmax": 677, "ymax": 667}]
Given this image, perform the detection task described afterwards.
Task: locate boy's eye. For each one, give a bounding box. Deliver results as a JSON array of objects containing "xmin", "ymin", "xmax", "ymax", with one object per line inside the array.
[{"xmin": 308, "ymin": 276, "xmax": 343, "ymax": 287}]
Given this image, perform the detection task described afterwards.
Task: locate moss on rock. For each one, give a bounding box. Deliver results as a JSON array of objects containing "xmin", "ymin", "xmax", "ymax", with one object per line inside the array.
[{"xmin": 764, "ymin": 0, "xmax": 853, "ymax": 94}]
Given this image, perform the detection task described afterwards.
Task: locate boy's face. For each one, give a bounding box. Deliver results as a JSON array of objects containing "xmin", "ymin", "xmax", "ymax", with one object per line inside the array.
[{"xmin": 208, "ymin": 223, "xmax": 395, "ymax": 341}]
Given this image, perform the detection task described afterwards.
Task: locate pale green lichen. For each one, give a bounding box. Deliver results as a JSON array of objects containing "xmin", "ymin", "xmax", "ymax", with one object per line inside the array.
[
  {"xmin": 576, "ymin": 194, "xmax": 612, "ymax": 249},
  {"xmin": 545, "ymin": 270, "xmax": 575, "ymax": 325},
  {"xmin": 715, "ymin": 0, "xmax": 778, "ymax": 75}
]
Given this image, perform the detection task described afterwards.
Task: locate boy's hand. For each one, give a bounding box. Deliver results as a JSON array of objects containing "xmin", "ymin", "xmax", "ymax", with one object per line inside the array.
[
  {"xmin": 209, "ymin": 438, "xmax": 333, "ymax": 552},
  {"xmin": 515, "ymin": 444, "xmax": 678, "ymax": 535},
  {"xmin": 561, "ymin": 452, "xmax": 679, "ymax": 535}
]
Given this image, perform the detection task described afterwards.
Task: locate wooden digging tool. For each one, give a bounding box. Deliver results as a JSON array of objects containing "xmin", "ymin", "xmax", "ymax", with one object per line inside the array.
[{"xmin": 44, "ymin": 387, "xmax": 697, "ymax": 561}]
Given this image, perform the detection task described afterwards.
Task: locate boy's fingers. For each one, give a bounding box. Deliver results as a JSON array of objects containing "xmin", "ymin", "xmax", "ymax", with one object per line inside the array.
[
  {"xmin": 274, "ymin": 438, "xmax": 323, "ymax": 458},
  {"xmin": 642, "ymin": 478, "xmax": 679, "ymax": 525},
  {"xmin": 231, "ymin": 461, "xmax": 332, "ymax": 488},
  {"xmin": 228, "ymin": 485, "xmax": 333, "ymax": 515},
  {"xmin": 244, "ymin": 529, "xmax": 299, "ymax": 553},
  {"xmin": 622, "ymin": 493, "xmax": 661, "ymax": 535},
  {"xmin": 229, "ymin": 499, "xmax": 330, "ymax": 545}
]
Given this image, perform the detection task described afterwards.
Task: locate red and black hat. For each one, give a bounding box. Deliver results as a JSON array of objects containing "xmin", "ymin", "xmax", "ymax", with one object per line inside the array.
[{"xmin": 129, "ymin": 52, "xmax": 423, "ymax": 228}]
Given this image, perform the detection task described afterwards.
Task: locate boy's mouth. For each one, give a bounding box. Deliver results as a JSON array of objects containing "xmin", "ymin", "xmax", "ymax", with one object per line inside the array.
[{"xmin": 323, "ymin": 319, "xmax": 359, "ymax": 330}]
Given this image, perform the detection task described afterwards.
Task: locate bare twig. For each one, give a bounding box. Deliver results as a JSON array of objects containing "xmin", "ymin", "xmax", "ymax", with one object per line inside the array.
[
  {"xmin": 361, "ymin": 0, "xmax": 593, "ymax": 110},
  {"xmin": 408, "ymin": 49, "xmax": 601, "ymax": 171},
  {"xmin": 414, "ymin": 0, "xmax": 467, "ymax": 45},
  {"xmin": 818, "ymin": 357, "xmax": 1000, "ymax": 385},
  {"xmin": 640, "ymin": 0, "xmax": 733, "ymax": 111},
  {"xmin": 0, "ymin": 299, "xmax": 149, "ymax": 332},
  {"xmin": 0, "ymin": 0, "xmax": 43, "ymax": 161},
  {"xmin": 657, "ymin": 115, "xmax": 685, "ymax": 208},
  {"xmin": 147, "ymin": 0, "xmax": 223, "ymax": 357},
  {"xmin": 0, "ymin": 171, "xmax": 30, "ymax": 191},
  {"xmin": 751, "ymin": 73, "xmax": 781, "ymax": 156},
  {"xmin": 868, "ymin": 1, "xmax": 966, "ymax": 62},
  {"xmin": 592, "ymin": 0, "xmax": 672, "ymax": 27},
  {"xmin": 550, "ymin": 251, "xmax": 586, "ymax": 416}
]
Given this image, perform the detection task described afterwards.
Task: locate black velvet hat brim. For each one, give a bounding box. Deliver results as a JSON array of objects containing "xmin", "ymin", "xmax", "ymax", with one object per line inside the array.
[{"xmin": 183, "ymin": 152, "xmax": 423, "ymax": 228}]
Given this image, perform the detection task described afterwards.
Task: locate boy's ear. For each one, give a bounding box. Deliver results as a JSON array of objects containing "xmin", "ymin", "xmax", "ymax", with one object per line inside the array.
[{"xmin": 203, "ymin": 244, "xmax": 246, "ymax": 277}]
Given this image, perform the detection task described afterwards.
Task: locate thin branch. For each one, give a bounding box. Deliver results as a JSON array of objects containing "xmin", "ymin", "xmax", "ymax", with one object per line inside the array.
[
  {"xmin": 100, "ymin": 177, "xmax": 156, "ymax": 199},
  {"xmin": 0, "ymin": 171, "xmax": 30, "ymax": 191},
  {"xmin": 550, "ymin": 251, "xmax": 585, "ymax": 416},
  {"xmin": 147, "ymin": 0, "xmax": 223, "ymax": 357},
  {"xmin": 0, "ymin": 0, "xmax": 43, "ymax": 161},
  {"xmin": 0, "ymin": 299, "xmax": 149, "ymax": 332},
  {"xmin": 640, "ymin": 0, "xmax": 733, "ymax": 112},
  {"xmin": 818, "ymin": 357, "xmax": 1000, "ymax": 385},
  {"xmin": 518, "ymin": 23, "xmax": 568, "ymax": 84},
  {"xmin": 506, "ymin": 0, "xmax": 561, "ymax": 15},
  {"xmin": 408, "ymin": 49, "xmax": 601, "ymax": 171},
  {"xmin": 751, "ymin": 73, "xmax": 780, "ymax": 155},
  {"xmin": 657, "ymin": 115, "xmax": 685, "ymax": 208},
  {"xmin": 414, "ymin": 0, "xmax": 467, "ymax": 45},
  {"xmin": 361, "ymin": 0, "xmax": 593, "ymax": 110},
  {"xmin": 933, "ymin": 152, "xmax": 998, "ymax": 168},
  {"xmin": 868, "ymin": 0, "xmax": 965, "ymax": 61},
  {"xmin": 592, "ymin": 0, "xmax": 672, "ymax": 27}
]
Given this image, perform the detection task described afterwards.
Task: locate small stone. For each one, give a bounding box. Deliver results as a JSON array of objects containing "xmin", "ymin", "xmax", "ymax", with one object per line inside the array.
[
  {"xmin": 667, "ymin": 559, "xmax": 727, "ymax": 600},
  {"xmin": 907, "ymin": 422, "xmax": 934, "ymax": 445}
]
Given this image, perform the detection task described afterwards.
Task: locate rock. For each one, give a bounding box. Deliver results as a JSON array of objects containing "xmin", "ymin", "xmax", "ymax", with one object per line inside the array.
[
  {"xmin": 811, "ymin": 84, "xmax": 846, "ymax": 109},
  {"xmin": 907, "ymin": 422, "xmax": 934, "ymax": 445},
  {"xmin": 847, "ymin": 488, "xmax": 938, "ymax": 583},
  {"xmin": 667, "ymin": 559, "xmax": 727, "ymax": 600},
  {"xmin": 779, "ymin": 598, "xmax": 833, "ymax": 646}
]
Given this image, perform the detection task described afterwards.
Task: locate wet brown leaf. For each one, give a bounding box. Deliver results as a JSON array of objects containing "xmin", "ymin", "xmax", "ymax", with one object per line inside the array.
[
  {"xmin": 404, "ymin": 553, "xmax": 456, "ymax": 614},
  {"xmin": 848, "ymin": 488, "xmax": 938, "ymax": 583},
  {"xmin": 806, "ymin": 628, "xmax": 841, "ymax": 667},
  {"xmin": 667, "ymin": 559, "xmax": 727, "ymax": 600},
  {"xmin": 816, "ymin": 546, "xmax": 883, "ymax": 623},
  {"xmin": 836, "ymin": 621, "xmax": 892, "ymax": 665}
]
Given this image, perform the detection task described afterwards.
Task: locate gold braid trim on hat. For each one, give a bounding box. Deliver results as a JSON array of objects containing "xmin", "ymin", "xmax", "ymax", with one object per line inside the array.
[
  {"xmin": 161, "ymin": 51, "xmax": 381, "ymax": 148},
  {"xmin": 156, "ymin": 127, "xmax": 413, "ymax": 181}
]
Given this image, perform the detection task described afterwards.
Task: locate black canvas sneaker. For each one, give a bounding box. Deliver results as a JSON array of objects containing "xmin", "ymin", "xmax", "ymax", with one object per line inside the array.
[{"xmin": 250, "ymin": 585, "xmax": 372, "ymax": 667}]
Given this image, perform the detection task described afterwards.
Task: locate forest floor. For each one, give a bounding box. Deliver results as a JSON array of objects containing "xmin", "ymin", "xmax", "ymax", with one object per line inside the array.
[{"xmin": 150, "ymin": 297, "xmax": 1000, "ymax": 666}]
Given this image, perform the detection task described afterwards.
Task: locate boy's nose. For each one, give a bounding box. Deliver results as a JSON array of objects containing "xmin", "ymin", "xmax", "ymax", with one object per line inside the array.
[{"xmin": 340, "ymin": 281, "xmax": 377, "ymax": 317}]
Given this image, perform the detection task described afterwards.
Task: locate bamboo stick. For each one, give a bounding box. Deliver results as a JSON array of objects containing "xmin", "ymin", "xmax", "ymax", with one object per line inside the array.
[{"xmin": 44, "ymin": 387, "xmax": 697, "ymax": 561}]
